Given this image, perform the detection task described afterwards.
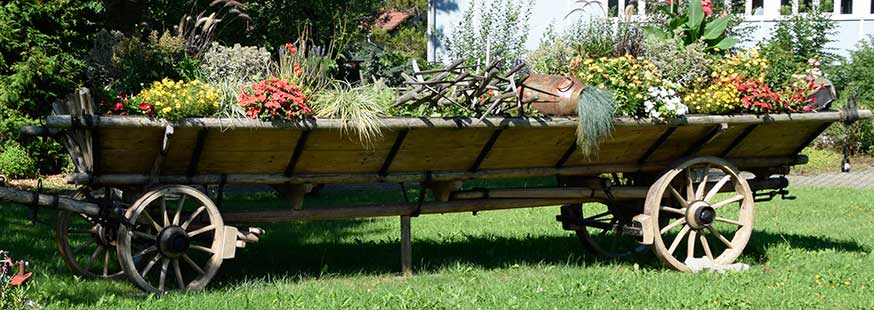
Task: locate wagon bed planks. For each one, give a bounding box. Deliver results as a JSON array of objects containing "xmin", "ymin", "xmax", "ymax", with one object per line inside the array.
[{"xmin": 45, "ymin": 111, "xmax": 870, "ymax": 183}]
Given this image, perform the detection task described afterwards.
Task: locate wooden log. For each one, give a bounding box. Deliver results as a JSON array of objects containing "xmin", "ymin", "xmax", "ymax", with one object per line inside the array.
[
  {"xmin": 222, "ymin": 198, "xmax": 593, "ymax": 224},
  {"xmin": 64, "ymin": 156, "xmax": 807, "ymax": 186},
  {"xmin": 45, "ymin": 110, "xmax": 872, "ymax": 131},
  {"xmin": 0, "ymin": 187, "xmax": 100, "ymax": 216}
]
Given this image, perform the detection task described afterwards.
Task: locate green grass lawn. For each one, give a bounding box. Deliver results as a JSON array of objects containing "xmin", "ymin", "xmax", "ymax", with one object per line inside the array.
[{"xmin": 1, "ymin": 185, "xmax": 873, "ymax": 309}]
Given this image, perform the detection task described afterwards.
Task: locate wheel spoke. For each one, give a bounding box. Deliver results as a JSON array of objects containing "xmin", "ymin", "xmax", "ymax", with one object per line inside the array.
[
  {"xmin": 668, "ymin": 185, "xmax": 688, "ymax": 208},
  {"xmin": 133, "ymin": 231, "xmax": 156, "ymax": 240},
  {"xmin": 86, "ymin": 246, "xmax": 103, "ymax": 271},
  {"xmin": 158, "ymin": 259, "xmax": 169, "ymax": 292},
  {"xmin": 714, "ymin": 216, "xmax": 744, "ymax": 227},
  {"xmin": 141, "ymin": 254, "xmax": 162, "ymax": 277},
  {"xmin": 661, "ymin": 206, "xmax": 685, "ymax": 215},
  {"xmin": 161, "ymin": 197, "xmax": 170, "ymax": 227},
  {"xmin": 181, "ymin": 206, "xmax": 206, "ymax": 230},
  {"xmin": 103, "ymin": 248, "xmax": 111, "ymax": 276},
  {"xmin": 173, "ymin": 259, "xmax": 185, "ymax": 289},
  {"xmin": 707, "ymin": 226, "xmax": 733, "ymax": 248},
  {"xmin": 704, "ymin": 175, "xmax": 732, "ymax": 202},
  {"xmin": 73, "ymin": 240, "xmax": 96, "ymax": 255},
  {"xmin": 668, "ymin": 225, "xmax": 690, "ymax": 255},
  {"xmin": 181, "ymin": 254, "xmax": 205, "ymax": 275},
  {"xmin": 712, "ymin": 194, "xmax": 744, "ymax": 209},
  {"xmin": 141, "ymin": 212, "xmax": 164, "ymax": 231},
  {"xmin": 685, "ymin": 167, "xmax": 695, "ymax": 201},
  {"xmin": 695, "ymin": 164, "xmax": 710, "ymax": 200},
  {"xmin": 188, "ymin": 225, "xmax": 215, "ymax": 238},
  {"xmin": 687, "ymin": 230, "xmax": 697, "ymax": 258},
  {"xmin": 660, "ymin": 218, "xmax": 686, "ymax": 234},
  {"xmin": 173, "ymin": 195, "xmax": 186, "ymax": 225},
  {"xmin": 134, "ymin": 246, "xmax": 157, "ymax": 258},
  {"xmin": 68, "ymin": 229, "xmax": 93, "ymax": 235},
  {"xmin": 700, "ymin": 234, "xmax": 714, "ymax": 260},
  {"xmin": 190, "ymin": 245, "xmax": 215, "ymax": 255}
]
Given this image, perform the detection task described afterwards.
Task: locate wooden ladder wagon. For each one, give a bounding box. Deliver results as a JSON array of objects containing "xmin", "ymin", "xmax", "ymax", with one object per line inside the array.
[{"xmin": 3, "ymin": 91, "xmax": 871, "ymax": 294}]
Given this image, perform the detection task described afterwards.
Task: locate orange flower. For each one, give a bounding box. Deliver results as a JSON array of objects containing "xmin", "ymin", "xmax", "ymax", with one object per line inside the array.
[
  {"xmin": 285, "ymin": 43, "xmax": 297, "ymax": 54},
  {"xmin": 293, "ymin": 63, "xmax": 303, "ymax": 77}
]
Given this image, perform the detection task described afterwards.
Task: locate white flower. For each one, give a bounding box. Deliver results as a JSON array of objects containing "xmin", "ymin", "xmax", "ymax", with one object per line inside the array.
[{"xmin": 676, "ymin": 103, "xmax": 689, "ymax": 116}]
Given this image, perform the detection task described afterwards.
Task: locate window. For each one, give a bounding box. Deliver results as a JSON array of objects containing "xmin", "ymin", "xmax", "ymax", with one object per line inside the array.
[
  {"xmin": 799, "ymin": 0, "xmax": 814, "ymax": 12},
  {"xmin": 780, "ymin": 0, "xmax": 792, "ymax": 14},
  {"xmin": 752, "ymin": 0, "xmax": 765, "ymax": 15},
  {"xmin": 841, "ymin": 0, "xmax": 853, "ymax": 13}
]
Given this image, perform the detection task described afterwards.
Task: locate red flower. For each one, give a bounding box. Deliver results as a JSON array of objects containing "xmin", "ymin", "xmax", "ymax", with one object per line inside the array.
[
  {"xmin": 285, "ymin": 43, "xmax": 297, "ymax": 54},
  {"xmin": 238, "ymin": 77, "xmax": 311, "ymax": 120},
  {"xmin": 701, "ymin": 0, "xmax": 713, "ymax": 16},
  {"xmin": 113, "ymin": 102, "xmax": 124, "ymax": 111},
  {"xmin": 138, "ymin": 102, "xmax": 155, "ymax": 116}
]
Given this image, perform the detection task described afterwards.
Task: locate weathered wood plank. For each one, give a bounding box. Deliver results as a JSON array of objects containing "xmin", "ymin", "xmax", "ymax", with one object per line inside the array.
[
  {"xmin": 478, "ymin": 127, "xmax": 576, "ymax": 170},
  {"xmin": 390, "ymin": 128, "xmax": 497, "ymax": 172}
]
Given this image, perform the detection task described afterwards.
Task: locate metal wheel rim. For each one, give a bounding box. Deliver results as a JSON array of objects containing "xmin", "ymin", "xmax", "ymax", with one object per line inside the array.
[
  {"xmin": 645, "ymin": 156, "xmax": 754, "ymax": 271},
  {"xmin": 117, "ymin": 185, "xmax": 225, "ymax": 294},
  {"xmin": 55, "ymin": 187, "xmax": 126, "ymax": 279},
  {"xmin": 569, "ymin": 203, "xmax": 650, "ymax": 258}
]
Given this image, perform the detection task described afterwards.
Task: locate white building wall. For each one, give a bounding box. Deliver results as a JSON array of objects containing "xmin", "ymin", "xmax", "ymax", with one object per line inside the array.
[{"xmin": 428, "ymin": 0, "xmax": 874, "ymax": 62}]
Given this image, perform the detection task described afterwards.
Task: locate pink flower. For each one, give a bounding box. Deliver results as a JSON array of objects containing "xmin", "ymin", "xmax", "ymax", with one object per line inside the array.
[{"xmin": 701, "ymin": 0, "xmax": 713, "ymax": 16}]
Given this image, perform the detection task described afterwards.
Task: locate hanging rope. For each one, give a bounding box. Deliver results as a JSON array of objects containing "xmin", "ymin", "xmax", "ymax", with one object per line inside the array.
[{"xmin": 840, "ymin": 95, "xmax": 861, "ymax": 173}]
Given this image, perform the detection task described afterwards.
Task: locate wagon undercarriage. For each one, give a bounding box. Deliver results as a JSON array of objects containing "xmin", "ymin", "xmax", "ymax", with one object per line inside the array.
[{"xmin": 2, "ymin": 91, "xmax": 871, "ymax": 294}]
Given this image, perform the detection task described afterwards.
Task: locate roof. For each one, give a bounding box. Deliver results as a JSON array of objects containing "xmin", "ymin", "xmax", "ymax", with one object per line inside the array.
[{"xmin": 374, "ymin": 11, "xmax": 413, "ymax": 31}]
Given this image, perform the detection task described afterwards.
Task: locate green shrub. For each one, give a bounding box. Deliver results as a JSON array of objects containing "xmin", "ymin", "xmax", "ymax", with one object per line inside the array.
[
  {"xmin": 0, "ymin": 0, "xmax": 103, "ymax": 175},
  {"xmin": 760, "ymin": 8, "xmax": 836, "ymax": 88},
  {"xmin": 445, "ymin": 0, "xmax": 533, "ymax": 67},
  {"xmin": 0, "ymin": 142, "xmax": 38, "ymax": 179}
]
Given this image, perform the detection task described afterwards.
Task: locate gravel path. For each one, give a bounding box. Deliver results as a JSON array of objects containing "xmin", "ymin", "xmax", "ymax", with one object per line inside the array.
[{"xmin": 788, "ymin": 168, "xmax": 874, "ymax": 189}]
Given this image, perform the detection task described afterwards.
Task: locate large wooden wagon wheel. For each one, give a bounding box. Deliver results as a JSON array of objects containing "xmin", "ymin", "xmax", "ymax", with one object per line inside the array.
[
  {"xmin": 117, "ymin": 185, "xmax": 225, "ymax": 293},
  {"xmin": 56, "ymin": 187, "xmax": 129, "ymax": 279},
  {"xmin": 562, "ymin": 201, "xmax": 649, "ymax": 258},
  {"xmin": 645, "ymin": 157, "xmax": 754, "ymax": 271}
]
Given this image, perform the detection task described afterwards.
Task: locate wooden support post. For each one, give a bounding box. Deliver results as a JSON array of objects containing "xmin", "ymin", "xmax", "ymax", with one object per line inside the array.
[{"xmin": 400, "ymin": 215, "xmax": 412, "ymax": 276}]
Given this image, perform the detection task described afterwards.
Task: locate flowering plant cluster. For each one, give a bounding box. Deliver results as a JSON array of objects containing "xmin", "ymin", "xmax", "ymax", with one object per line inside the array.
[
  {"xmin": 138, "ymin": 79, "xmax": 220, "ymax": 120},
  {"xmin": 238, "ymin": 77, "xmax": 312, "ymax": 120},
  {"xmin": 683, "ymin": 80, "xmax": 740, "ymax": 114},
  {"xmin": 570, "ymin": 55, "xmax": 663, "ymax": 116},
  {"xmin": 645, "ymin": 85, "xmax": 688, "ymax": 118},
  {"xmin": 711, "ymin": 49, "xmax": 769, "ymax": 82},
  {"xmin": 101, "ymin": 93, "xmax": 147, "ymax": 116}
]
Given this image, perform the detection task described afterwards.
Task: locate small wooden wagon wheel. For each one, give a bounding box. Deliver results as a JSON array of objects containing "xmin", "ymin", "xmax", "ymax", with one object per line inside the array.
[
  {"xmin": 117, "ymin": 185, "xmax": 225, "ymax": 293},
  {"xmin": 562, "ymin": 202, "xmax": 649, "ymax": 258},
  {"xmin": 56, "ymin": 187, "xmax": 129, "ymax": 279},
  {"xmin": 645, "ymin": 157, "xmax": 754, "ymax": 271}
]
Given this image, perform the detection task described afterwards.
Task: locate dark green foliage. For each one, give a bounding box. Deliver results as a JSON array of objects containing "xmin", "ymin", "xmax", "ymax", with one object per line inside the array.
[
  {"xmin": 90, "ymin": 30, "xmax": 188, "ymax": 94},
  {"xmin": 353, "ymin": 0, "xmax": 427, "ymax": 86},
  {"xmin": 577, "ymin": 87, "xmax": 616, "ymax": 158},
  {"xmin": 0, "ymin": 141, "xmax": 38, "ymax": 179},
  {"xmin": 0, "ymin": 0, "xmax": 103, "ymax": 175},
  {"xmin": 241, "ymin": 1, "xmax": 381, "ymax": 51}
]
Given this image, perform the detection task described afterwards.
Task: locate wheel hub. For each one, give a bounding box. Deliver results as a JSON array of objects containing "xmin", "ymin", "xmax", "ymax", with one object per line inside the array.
[
  {"xmin": 157, "ymin": 226, "xmax": 190, "ymax": 258},
  {"xmin": 92, "ymin": 223, "xmax": 118, "ymax": 247},
  {"xmin": 685, "ymin": 201, "xmax": 715, "ymax": 230}
]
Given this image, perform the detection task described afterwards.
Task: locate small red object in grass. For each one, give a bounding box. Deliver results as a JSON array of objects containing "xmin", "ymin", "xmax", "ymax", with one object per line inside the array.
[{"xmin": 11, "ymin": 261, "xmax": 32, "ymax": 287}]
